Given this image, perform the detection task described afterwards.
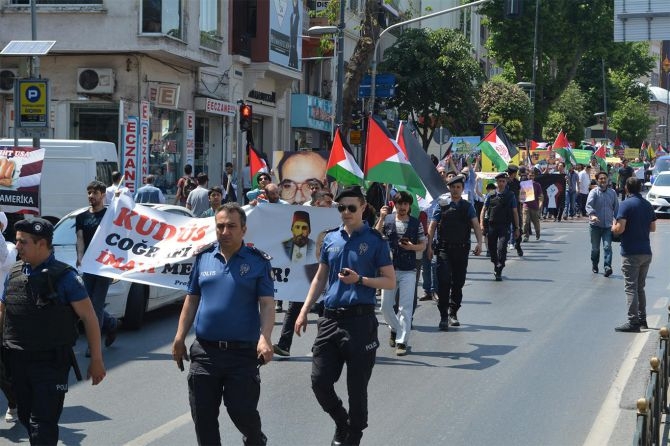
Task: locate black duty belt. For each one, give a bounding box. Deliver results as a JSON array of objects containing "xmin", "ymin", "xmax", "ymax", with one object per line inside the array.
[
  {"xmin": 439, "ymin": 242, "xmax": 471, "ymax": 249},
  {"xmin": 324, "ymin": 305, "xmax": 375, "ymax": 319},
  {"xmin": 197, "ymin": 339, "xmax": 256, "ymax": 350}
]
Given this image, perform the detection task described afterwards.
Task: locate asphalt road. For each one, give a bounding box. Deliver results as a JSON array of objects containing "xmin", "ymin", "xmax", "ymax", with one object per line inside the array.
[{"xmin": 1, "ymin": 217, "xmax": 669, "ymax": 445}]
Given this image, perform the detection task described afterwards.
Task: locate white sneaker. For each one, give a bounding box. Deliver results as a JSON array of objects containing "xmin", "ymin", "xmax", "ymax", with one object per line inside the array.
[{"xmin": 5, "ymin": 407, "xmax": 17, "ymax": 422}]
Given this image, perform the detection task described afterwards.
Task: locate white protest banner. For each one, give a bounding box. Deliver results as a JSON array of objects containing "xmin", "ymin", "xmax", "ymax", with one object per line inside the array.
[
  {"xmin": 81, "ymin": 196, "xmax": 340, "ymax": 301},
  {"xmin": 0, "ymin": 145, "xmax": 45, "ymax": 214},
  {"xmin": 245, "ymin": 203, "xmax": 339, "ymax": 301},
  {"xmin": 81, "ymin": 194, "xmax": 216, "ymax": 289}
]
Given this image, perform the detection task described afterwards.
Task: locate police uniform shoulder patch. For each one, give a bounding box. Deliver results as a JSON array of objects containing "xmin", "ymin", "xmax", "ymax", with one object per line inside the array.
[
  {"xmin": 248, "ymin": 246, "xmax": 272, "ymax": 261},
  {"xmin": 194, "ymin": 242, "xmax": 216, "ymax": 256},
  {"xmin": 370, "ymin": 228, "xmax": 385, "ymax": 240}
]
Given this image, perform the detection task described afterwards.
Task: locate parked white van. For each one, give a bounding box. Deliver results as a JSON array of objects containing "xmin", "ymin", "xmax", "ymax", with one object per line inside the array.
[{"xmin": 0, "ymin": 139, "xmax": 118, "ymax": 224}]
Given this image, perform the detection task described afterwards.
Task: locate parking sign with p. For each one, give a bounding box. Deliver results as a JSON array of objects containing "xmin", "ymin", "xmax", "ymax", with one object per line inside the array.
[{"xmin": 17, "ymin": 79, "xmax": 49, "ymax": 127}]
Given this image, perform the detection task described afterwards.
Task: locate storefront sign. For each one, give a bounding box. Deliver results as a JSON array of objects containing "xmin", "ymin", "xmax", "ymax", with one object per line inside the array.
[
  {"xmin": 122, "ymin": 116, "xmax": 139, "ymax": 193},
  {"xmin": 290, "ymin": 94, "xmax": 332, "ymax": 132},
  {"xmin": 248, "ymin": 89, "xmax": 276, "ymax": 105},
  {"xmin": 269, "ymin": 0, "xmax": 302, "ymax": 70},
  {"xmin": 138, "ymin": 101, "xmax": 150, "ymax": 185},
  {"xmin": 185, "ymin": 110, "xmax": 195, "ymax": 167},
  {"xmin": 194, "ymin": 97, "xmax": 236, "ymax": 116},
  {"xmin": 155, "ymin": 85, "xmax": 180, "ymax": 109}
]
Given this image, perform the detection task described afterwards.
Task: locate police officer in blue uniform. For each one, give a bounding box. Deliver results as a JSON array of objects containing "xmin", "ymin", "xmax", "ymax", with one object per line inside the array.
[
  {"xmin": 482, "ymin": 172, "xmax": 519, "ymax": 281},
  {"xmin": 295, "ymin": 186, "xmax": 395, "ymax": 446},
  {"xmin": 172, "ymin": 202, "xmax": 275, "ymax": 446},
  {"xmin": 0, "ymin": 218, "xmax": 106, "ymax": 445},
  {"xmin": 427, "ymin": 175, "xmax": 483, "ymax": 330}
]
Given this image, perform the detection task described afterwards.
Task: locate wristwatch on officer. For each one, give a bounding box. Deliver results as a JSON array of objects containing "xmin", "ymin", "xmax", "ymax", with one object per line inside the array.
[{"xmin": 357, "ymin": 275, "xmax": 364, "ymax": 286}]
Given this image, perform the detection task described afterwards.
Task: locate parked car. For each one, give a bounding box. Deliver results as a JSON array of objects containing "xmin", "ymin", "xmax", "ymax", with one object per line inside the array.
[
  {"xmin": 645, "ymin": 171, "xmax": 670, "ymax": 216},
  {"xmin": 650, "ymin": 155, "xmax": 670, "ymax": 184},
  {"xmin": 52, "ymin": 204, "xmax": 193, "ymax": 329}
]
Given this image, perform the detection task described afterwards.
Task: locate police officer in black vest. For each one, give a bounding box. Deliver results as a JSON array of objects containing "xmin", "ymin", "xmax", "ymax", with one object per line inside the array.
[
  {"xmin": 481, "ymin": 172, "xmax": 520, "ymax": 281},
  {"xmin": 0, "ymin": 218, "xmax": 106, "ymax": 445},
  {"xmin": 427, "ymin": 175, "xmax": 483, "ymax": 330}
]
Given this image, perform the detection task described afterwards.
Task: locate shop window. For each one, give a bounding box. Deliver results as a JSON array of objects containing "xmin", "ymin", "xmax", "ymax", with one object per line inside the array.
[
  {"xmin": 71, "ymin": 104, "xmax": 119, "ymax": 148},
  {"xmin": 149, "ymin": 108, "xmax": 182, "ymax": 195},
  {"xmin": 141, "ymin": 0, "xmax": 183, "ymax": 39},
  {"xmin": 200, "ymin": 0, "xmax": 223, "ymax": 51}
]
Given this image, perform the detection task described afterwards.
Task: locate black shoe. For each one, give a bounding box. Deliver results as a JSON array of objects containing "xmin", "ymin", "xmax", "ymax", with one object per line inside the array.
[
  {"xmin": 438, "ymin": 317, "xmax": 449, "ymax": 331},
  {"xmin": 604, "ymin": 267, "xmax": 613, "ymax": 277},
  {"xmin": 640, "ymin": 319, "xmax": 649, "ymax": 329},
  {"xmin": 448, "ymin": 315, "xmax": 460, "ymax": 327},
  {"xmin": 272, "ymin": 344, "xmax": 290, "ymax": 357},
  {"xmin": 419, "ymin": 292, "xmax": 432, "ymax": 301},
  {"xmin": 494, "ymin": 266, "xmax": 502, "ymax": 281},
  {"xmin": 332, "ymin": 423, "xmax": 348, "ymax": 446},
  {"xmin": 389, "ymin": 331, "xmax": 396, "ymax": 348},
  {"xmin": 516, "ymin": 247, "xmax": 523, "ymax": 257},
  {"xmin": 592, "ymin": 265, "xmax": 598, "ymax": 274},
  {"xmin": 614, "ymin": 321, "xmax": 641, "ymax": 333},
  {"xmin": 395, "ymin": 343, "xmax": 407, "ymax": 356},
  {"xmin": 104, "ymin": 319, "xmax": 119, "ymax": 348}
]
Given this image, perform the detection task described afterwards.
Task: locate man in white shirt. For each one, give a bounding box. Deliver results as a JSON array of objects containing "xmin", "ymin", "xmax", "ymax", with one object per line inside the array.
[
  {"xmin": 577, "ymin": 164, "xmax": 591, "ymax": 217},
  {"xmin": 105, "ymin": 171, "xmax": 132, "ymax": 205}
]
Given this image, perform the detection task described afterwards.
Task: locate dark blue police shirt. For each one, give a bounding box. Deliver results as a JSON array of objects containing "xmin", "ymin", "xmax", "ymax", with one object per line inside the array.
[
  {"xmin": 430, "ymin": 199, "xmax": 477, "ymax": 222},
  {"xmin": 0, "ymin": 253, "xmax": 87, "ymax": 304},
  {"xmin": 188, "ymin": 242, "xmax": 274, "ymax": 343},
  {"xmin": 319, "ymin": 224, "xmax": 392, "ymax": 308}
]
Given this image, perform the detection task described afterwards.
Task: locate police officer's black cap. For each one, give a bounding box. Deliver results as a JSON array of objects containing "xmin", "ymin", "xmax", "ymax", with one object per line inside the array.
[
  {"xmin": 495, "ymin": 172, "xmax": 509, "ymax": 180},
  {"xmin": 506, "ymin": 164, "xmax": 519, "ymax": 173},
  {"xmin": 335, "ymin": 186, "xmax": 365, "ymax": 202},
  {"xmin": 518, "ymin": 166, "xmax": 527, "ymax": 175},
  {"xmin": 447, "ymin": 174, "xmax": 465, "ymax": 186},
  {"xmin": 15, "ymin": 218, "xmax": 54, "ymax": 241}
]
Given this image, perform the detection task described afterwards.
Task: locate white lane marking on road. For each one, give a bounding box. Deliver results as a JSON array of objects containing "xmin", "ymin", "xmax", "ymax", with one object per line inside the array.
[
  {"xmin": 583, "ymin": 317, "xmax": 656, "ymax": 446},
  {"xmin": 123, "ymin": 412, "xmax": 191, "ymax": 446},
  {"xmin": 653, "ymin": 297, "xmax": 668, "ymax": 309}
]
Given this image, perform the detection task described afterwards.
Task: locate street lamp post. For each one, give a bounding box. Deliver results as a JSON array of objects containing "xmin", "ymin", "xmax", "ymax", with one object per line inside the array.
[
  {"xmin": 308, "ymin": 20, "xmax": 344, "ymax": 128},
  {"xmin": 369, "ymin": 0, "xmax": 492, "ymax": 114},
  {"xmin": 517, "ymin": 81, "xmax": 535, "ymax": 141}
]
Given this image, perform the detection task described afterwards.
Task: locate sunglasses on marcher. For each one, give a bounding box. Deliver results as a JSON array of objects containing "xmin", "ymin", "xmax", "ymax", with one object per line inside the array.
[{"xmin": 337, "ymin": 204, "xmax": 358, "ymax": 213}]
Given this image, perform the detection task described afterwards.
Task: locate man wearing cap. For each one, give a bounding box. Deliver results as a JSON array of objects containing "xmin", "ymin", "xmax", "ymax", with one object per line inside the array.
[
  {"xmin": 427, "ymin": 175, "xmax": 483, "ymax": 330},
  {"xmin": 375, "ymin": 191, "xmax": 426, "ymax": 355},
  {"xmin": 295, "ymin": 186, "xmax": 394, "ymax": 446},
  {"xmin": 0, "ymin": 218, "xmax": 106, "ymax": 444},
  {"xmin": 282, "ymin": 211, "xmax": 316, "ymax": 262},
  {"xmin": 481, "ymin": 172, "xmax": 519, "ymax": 281},
  {"xmin": 76, "ymin": 181, "xmax": 120, "ymax": 355},
  {"xmin": 506, "ymin": 165, "xmax": 523, "ymax": 257}
]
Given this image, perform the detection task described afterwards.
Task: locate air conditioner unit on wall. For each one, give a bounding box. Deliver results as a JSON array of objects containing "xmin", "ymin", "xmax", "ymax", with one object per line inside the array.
[
  {"xmin": 77, "ymin": 68, "xmax": 114, "ymax": 94},
  {"xmin": 0, "ymin": 69, "xmax": 18, "ymax": 94}
]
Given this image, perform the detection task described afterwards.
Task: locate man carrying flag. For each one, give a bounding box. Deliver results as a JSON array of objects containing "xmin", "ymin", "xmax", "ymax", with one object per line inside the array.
[{"xmin": 478, "ymin": 126, "xmax": 518, "ymax": 172}]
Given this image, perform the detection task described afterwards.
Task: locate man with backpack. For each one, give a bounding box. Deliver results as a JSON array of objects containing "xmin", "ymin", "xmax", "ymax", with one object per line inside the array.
[{"xmin": 175, "ymin": 164, "xmax": 197, "ymax": 207}]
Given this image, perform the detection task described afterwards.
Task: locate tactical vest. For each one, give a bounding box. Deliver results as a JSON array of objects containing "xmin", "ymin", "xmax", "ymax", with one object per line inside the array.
[
  {"xmin": 3, "ymin": 261, "xmax": 78, "ymax": 351},
  {"xmin": 383, "ymin": 215, "xmax": 420, "ymax": 271},
  {"xmin": 488, "ymin": 191, "xmax": 514, "ymax": 226},
  {"xmin": 438, "ymin": 199, "xmax": 471, "ymax": 245}
]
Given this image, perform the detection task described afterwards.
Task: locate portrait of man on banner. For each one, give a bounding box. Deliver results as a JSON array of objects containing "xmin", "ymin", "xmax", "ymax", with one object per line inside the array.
[{"xmin": 273, "ymin": 151, "xmax": 338, "ymax": 204}]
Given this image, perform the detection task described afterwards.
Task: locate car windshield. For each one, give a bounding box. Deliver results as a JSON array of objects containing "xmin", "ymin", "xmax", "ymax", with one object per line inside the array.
[
  {"xmin": 654, "ymin": 158, "xmax": 670, "ymax": 173},
  {"xmin": 52, "ymin": 215, "xmax": 78, "ymax": 246},
  {"xmin": 653, "ymin": 175, "xmax": 670, "ymax": 187}
]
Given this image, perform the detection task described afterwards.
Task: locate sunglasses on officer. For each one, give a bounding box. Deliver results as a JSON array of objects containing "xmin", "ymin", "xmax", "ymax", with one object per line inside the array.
[{"xmin": 337, "ymin": 204, "xmax": 359, "ymax": 213}]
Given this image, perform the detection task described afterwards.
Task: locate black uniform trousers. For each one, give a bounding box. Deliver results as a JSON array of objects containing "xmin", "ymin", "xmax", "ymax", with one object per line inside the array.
[
  {"xmin": 488, "ymin": 224, "xmax": 511, "ymax": 269},
  {"xmin": 276, "ymin": 301, "xmax": 302, "ymax": 352},
  {"xmin": 436, "ymin": 244, "xmax": 470, "ymax": 317},
  {"xmin": 187, "ymin": 339, "xmax": 266, "ymax": 446},
  {"xmin": 311, "ymin": 308, "xmax": 378, "ymax": 444},
  {"xmin": 7, "ymin": 348, "xmax": 70, "ymax": 446}
]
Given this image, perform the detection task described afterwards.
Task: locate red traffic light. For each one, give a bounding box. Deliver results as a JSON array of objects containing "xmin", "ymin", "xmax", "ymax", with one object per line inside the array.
[{"xmin": 239, "ymin": 104, "xmax": 252, "ymax": 131}]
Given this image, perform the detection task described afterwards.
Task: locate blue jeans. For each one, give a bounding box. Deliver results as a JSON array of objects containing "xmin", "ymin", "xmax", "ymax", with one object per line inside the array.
[
  {"xmin": 82, "ymin": 273, "xmax": 116, "ymax": 333},
  {"xmin": 622, "ymin": 254, "xmax": 652, "ymax": 323},
  {"xmin": 565, "ymin": 190, "xmax": 576, "ymax": 217},
  {"xmin": 421, "ymin": 248, "xmax": 437, "ymax": 293},
  {"xmin": 589, "ymin": 226, "xmax": 612, "ymax": 268}
]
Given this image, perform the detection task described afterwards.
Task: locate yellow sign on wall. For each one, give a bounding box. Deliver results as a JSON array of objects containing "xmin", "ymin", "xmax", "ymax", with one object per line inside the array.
[{"xmin": 17, "ymin": 79, "xmax": 49, "ymax": 127}]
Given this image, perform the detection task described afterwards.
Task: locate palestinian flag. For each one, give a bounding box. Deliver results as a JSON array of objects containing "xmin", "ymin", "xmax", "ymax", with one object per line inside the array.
[
  {"xmin": 248, "ymin": 143, "xmax": 269, "ymax": 188},
  {"xmin": 613, "ymin": 135, "xmax": 622, "ymax": 148},
  {"xmin": 594, "ymin": 144, "xmax": 607, "ymax": 172},
  {"xmin": 326, "ymin": 127, "xmax": 364, "ymax": 186},
  {"xmin": 364, "ymin": 115, "xmax": 425, "ymax": 196},
  {"xmin": 552, "ymin": 130, "xmax": 577, "ymax": 168},
  {"xmin": 478, "ymin": 126, "xmax": 518, "ymax": 171}
]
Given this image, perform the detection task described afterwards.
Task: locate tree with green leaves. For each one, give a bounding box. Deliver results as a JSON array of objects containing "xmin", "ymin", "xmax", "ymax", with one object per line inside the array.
[
  {"xmin": 610, "ymin": 98, "xmax": 655, "ymax": 147},
  {"xmin": 378, "ymin": 27, "xmax": 483, "ymax": 150},
  {"xmin": 542, "ymin": 81, "xmax": 588, "ymax": 143},
  {"xmin": 479, "ymin": 79, "xmax": 531, "ymax": 143}
]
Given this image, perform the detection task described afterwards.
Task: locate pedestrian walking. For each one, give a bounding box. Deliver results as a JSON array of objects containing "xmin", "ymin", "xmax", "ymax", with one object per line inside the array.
[
  {"xmin": 612, "ymin": 177, "xmax": 656, "ymax": 332},
  {"xmin": 172, "ymin": 203, "xmax": 274, "ymax": 445},
  {"xmin": 294, "ymin": 186, "xmax": 395, "ymax": 446},
  {"xmin": 585, "ymin": 171, "xmax": 618, "ymax": 277}
]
